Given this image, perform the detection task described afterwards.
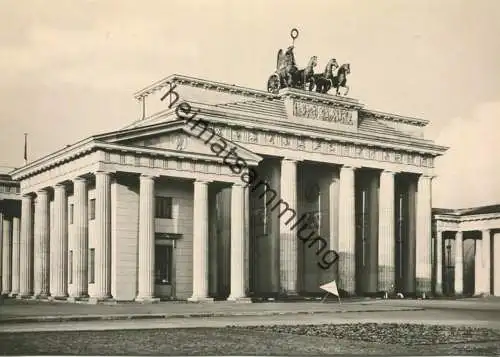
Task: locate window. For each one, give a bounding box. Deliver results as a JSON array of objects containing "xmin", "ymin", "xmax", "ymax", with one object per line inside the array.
[
  {"xmin": 69, "ymin": 204, "xmax": 74, "ymax": 224},
  {"xmin": 155, "ymin": 245, "xmax": 173, "ymax": 284},
  {"xmin": 68, "ymin": 250, "xmax": 73, "ymax": 284},
  {"xmin": 89, "ymin": 199, "xmax": 96, "ymax": 220},
  {"xmin": 155, "ymin": 196, "xmax": 173, "ymax": 219},
  {"xmin": 88, "ymin": 248, "xmax": 95, "ymax": 283}
]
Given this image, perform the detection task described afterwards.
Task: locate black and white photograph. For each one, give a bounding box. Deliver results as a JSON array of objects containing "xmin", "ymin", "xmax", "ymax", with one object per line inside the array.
[{"xmin": 0, "ymin": 0, "xmax": 499, "ymax": 355}]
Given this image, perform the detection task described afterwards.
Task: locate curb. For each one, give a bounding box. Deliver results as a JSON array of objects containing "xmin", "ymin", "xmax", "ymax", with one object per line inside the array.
[{"xmin": 0, "ymin": 307, "xmax": 423, "ymax": 324}]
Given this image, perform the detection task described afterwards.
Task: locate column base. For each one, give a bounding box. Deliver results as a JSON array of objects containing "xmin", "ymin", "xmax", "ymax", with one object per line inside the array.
[
  {"xmin": 135, "ymin": 297, "xmax": 160, "ymax": 304},
  {"xmin": 8, "ymin": 292, "xmax": 18, "ymax": 298},
  {"xmin": 88, "ymin": 296, "xmax": 113, "ymax": 304},
  {"xmin": 48, "ymin": 295, "xmax": 68, "ymax": 301},
  {"xmin": 16, "ymin": 293, "xmax": 32, "ymax": 299},
  {"xmin": 67, "ymin": 296, "xmax": 89, "ymax": 303},
  {"xmin": 226, "ymin": 296, "xmax": 252, "ymax": 303},
  {"xmin": 473, "ymin": 292, "xmax": 491, "ymax": 298},
  {"xmin": 187, "ymin": 296, "xmax": 214, "ymax": 303},
  {"xmin": 32, "ymin": 293, "xmax": 50, "ymax": 300}
]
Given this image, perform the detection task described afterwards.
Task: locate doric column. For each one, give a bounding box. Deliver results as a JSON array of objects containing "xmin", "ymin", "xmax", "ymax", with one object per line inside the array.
[
  {"xmin": 474, "ymin": 238, "xmax": 483, "ymax": 296},
  {"xmin": 378, "ymin": 170, "xmax": 395, "ymax": 292},
  {"xmin": 338, "ymin": 165, "xmax": 356, "ymax": 295},
  {"xmin": 19, "ymin": 195, "xmax": 33, "ymax": 297},
  {"xmin": 1, "ymin": 217, "xmax": 12, "ymax": 294},
  {"xmin": 228, "ymin": 183, "xmax": 247, "ymax": 301},
  {"xmin": 50, "ymin": 184, "xmax": 67, "ymax": 298},
  {"xmin": 33, "ymin": 189, "xmax": 50, "ymax": 298},
  {"xmin": 188, "ymin": 180, "xmax": 212, "ymax": 302},
  {"xmin": 91, "ymin": 171, "xmax": 112, "ymax": 301},
  {"xmin": 481, "ymin": 229, "xmax": 491, "ymax": 295},
  {"xmin": 70, "ymin": 177, "xmax": 88, "ymax": 298},
  {"xmin": 136, "ymin": 174, "xmax": 157, "ymax": 302},
  {"xmin": 493, "ymin": 233, "xmax": 500, "ymax": 296},
  {"xmin": 454, "ymin": 231, "xmax": 464, "ymax": 295},
  {"xmin": 416, "ymin": 174, "xmax": 432, "ymax": 294},
  {"xmin": 279, "ymin": 158, "xmax": 298, "ymax": 295},
  {"xmin": 244, "ymin": 185, "xmax": 250, "ymax": 295},
  {"xmin": 435, "ymin": 230, "xmax": 443, "ymax": 295},
  {"xmin": 10, "ymin": 216, "xmax": 20, "ymax": 296},
  {"xmin": 328, "ymin": 170, "xmax": 339, "ymax": 277}
]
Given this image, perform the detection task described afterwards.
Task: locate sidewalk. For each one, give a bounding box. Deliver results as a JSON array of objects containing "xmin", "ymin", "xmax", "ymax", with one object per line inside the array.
[{"xmin": 0, "ymin": 298, "xmax": 422, "ymax": 324}]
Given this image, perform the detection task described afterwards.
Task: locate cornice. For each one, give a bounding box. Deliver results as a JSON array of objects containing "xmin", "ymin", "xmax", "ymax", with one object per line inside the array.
[
  {"xmin": 361, "ymin": 109, "xmax": 429, "ymax": 127},
  {"xmin": 11, "ymin": 136, "xmax": 262, "ymax": 182},
  {"xmin": 189, "ymin": 103, "xmax": 447, "ymax": 156},
  {"xmin": 10, "ymin": 138, "xmax": 96, "ymax": 181},
  {"xmin": 435, "ymin": 213, "xmax": 500, "ymax": 223},
  {"xmin": 133, "ymin": 74, "xmax": 274, "ymax": 101}
]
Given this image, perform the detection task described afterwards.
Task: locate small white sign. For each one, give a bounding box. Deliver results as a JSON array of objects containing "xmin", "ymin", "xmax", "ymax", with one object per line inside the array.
[{"xmin": 320, "ymin": 280, "xmax": 339, "ymax": 296}]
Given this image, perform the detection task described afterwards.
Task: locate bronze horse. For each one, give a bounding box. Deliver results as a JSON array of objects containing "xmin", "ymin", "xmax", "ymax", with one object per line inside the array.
[
  {"xmin": 313, "ymin": 58, "xmax": 338, "ymax": 94},
  {"xmin": 313, "ymin": 61, "xmax": 350, "ymax": 95}
]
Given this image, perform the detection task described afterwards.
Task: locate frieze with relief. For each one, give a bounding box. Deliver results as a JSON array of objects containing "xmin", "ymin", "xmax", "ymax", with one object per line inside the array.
[
  {"xmin": 210, "ymin": 124, "xmax": 434, "ymax": 168},
  {"xmin": 293, "ymin": 100, "xmax": 355, "ymax": 126}
]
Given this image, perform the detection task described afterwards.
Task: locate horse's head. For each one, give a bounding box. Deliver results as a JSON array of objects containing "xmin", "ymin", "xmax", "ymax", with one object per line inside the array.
[
  {"xmin": 342, "ymin": 63, "xmax": 351, "ymax": 74},
  {"xmin": 324, "ymin": 58, "xmax": 339, "ymax": 76},
  {"xmin": 308, "ymin": 56, "xmax": 318, "ymax": 68},
  {"xmin": 328, "ymin": 58, "xmax": 339, "ymax": 69}
]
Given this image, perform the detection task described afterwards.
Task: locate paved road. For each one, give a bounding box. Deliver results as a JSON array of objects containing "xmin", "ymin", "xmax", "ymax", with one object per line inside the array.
[{"xmin": 2, "ymin": 309, "xmax": 500, "ymax": 333}]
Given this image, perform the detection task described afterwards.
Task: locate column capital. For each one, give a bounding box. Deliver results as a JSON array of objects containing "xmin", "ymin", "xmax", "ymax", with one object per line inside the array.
[
  {"xmin": 282, "ymin": 157, "xmax": 300, "ymax": 163},
  {"xmin": 481, "ymin": 228, "xmax": 491, "ymax": 235},
  {"xmin": 194, "ymin": 179, "xmax": 211, "ymax": 185},
  {"xmin": 420, "ymin": 174, "xmax": 436, "ymax": 180},
  {"xmin": 381, "ymin": 169, "xmax": 398, "ymax": 175},
  {"xmin": 341, "ymin": 164, "xmax": 359, "ymax": 170},
  {"xmin": 36, "ymin": 188, "xmax": 49, "ymax": 197},
  {"xmin": 95, "ymin": 170, "xmax": 115, "ymax": 176},
  {"xmin": 139, "ymin": 173, "xmax": 159, "ymax": 180},
  {"xmin": 54, "ymin": 182, "xmax": 67, "ymax": 189},
  {"xmin": 73, "ymin": 176, "xmax": 87, "ymax": 183},
  {"xmin": 21, "ymin": 193, "xmax": 33, "ymax": 200}
]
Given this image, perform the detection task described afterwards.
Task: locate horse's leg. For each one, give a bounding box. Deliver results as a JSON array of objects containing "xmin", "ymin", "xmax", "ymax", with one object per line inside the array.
[{"xmin": 344, "ymin": 85, "xmax": 350, "ymax": 96}]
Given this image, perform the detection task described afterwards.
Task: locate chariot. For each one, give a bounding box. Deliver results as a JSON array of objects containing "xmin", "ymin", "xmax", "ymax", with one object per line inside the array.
[{"xmin": 266, "ymin": 28, "xmax": 351, "ymax": 96}]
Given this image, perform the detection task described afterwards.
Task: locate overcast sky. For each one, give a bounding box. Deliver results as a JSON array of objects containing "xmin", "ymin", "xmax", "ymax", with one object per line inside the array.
[{"xmin": 0, "ymin": 0, "xmax": 499, "ymax": 208}]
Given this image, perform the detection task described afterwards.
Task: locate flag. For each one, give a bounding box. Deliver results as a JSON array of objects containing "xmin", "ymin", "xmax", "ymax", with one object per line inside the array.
[
  {"xmin": 23, "ymin": 133, "xmax": 27, "ymax": 164},
  {"xmin": 320, "ymin": 280, "xmax": 339, "ymax": 296}
]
